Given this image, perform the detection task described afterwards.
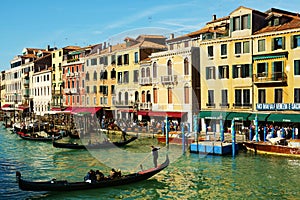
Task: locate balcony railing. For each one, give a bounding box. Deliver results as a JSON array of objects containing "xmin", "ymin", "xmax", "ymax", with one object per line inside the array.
[
  {"xmin": 70, "ymin": 88, "xmax": 78, "ymax": 94},
  {"xmin": 139, "ymin": 77, "xmax": 152, "ymax": 85},
  {"xmin": 161, "ymin": 75, "xmax": 178, "ymax": 85},
  {"xmin": 233, "ymin": 103, "xmax": 252, "ymax": 108},
  {"xmin": 139, "ymin": 102, "xmax": 152, "ymax": 110},
  {"xmin": 253, "ymin": 72, "xmax": 287, "ymax": 84},
  {"xmin": 64, "ymin": 88, "xmax": 70, "ymax": 94}
]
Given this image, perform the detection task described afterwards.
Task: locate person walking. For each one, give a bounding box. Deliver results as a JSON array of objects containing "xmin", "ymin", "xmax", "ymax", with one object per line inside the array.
[{"xmin": 151, "ymin": 145, "xmax": 160, "ymax": 168}]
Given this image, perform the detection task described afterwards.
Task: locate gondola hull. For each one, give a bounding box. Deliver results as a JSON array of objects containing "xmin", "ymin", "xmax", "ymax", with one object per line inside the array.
[
  {"xmin": 16, "ymin": 156, "xmax": 169, "ymax": 191},
  {"xmin": 18, "ymin": 134, "xmax": 62, "ymax": 141},
  {"xmin": 53, "ymin": 136, "xmax": 137, "ymax": 149}
]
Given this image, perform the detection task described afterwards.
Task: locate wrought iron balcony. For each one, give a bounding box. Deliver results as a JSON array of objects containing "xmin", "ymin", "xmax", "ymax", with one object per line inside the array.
[{"xmin": 253, "ymin": 72, "xmax": 287, "ymax": 85}]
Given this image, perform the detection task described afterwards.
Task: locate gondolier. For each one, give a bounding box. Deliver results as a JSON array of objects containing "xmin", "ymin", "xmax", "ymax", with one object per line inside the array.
[{"xmin": 151, "ymin": 145, "xmax": 160, "ymax": 168}]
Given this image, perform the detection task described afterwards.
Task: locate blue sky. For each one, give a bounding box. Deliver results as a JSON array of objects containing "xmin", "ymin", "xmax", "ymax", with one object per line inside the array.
[{"xmin": 0, "ymin": 0, "xmax": 299, "ymax": 70}]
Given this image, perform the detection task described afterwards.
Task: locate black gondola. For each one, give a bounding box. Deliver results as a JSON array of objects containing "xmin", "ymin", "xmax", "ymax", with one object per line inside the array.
[
  {"xmin": 18, "ymin": 133, "xmax": 62, "ymax": 141},
  {"xmin": 16, "ymin": 155, "xmax": 169, "ymax": 191},
  {"xmin": 52, "ymin": 136, "xmax": 138, "ymax": 149}
]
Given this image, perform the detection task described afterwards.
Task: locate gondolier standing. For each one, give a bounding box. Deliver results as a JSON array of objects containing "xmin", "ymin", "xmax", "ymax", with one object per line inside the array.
[{"xmin": 151, "ymin": 145, "xmax": 160, "ymax": 168}]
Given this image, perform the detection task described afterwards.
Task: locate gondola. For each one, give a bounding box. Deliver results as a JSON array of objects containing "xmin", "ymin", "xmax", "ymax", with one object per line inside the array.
[
  {"xmin": 52, "ymin": 136, "xmax": 138, "ymax": 149},
  {"xmin": 18, "ymin": 132, "xmax": 62, "ymax": 142},
  {"xmin": 16, "ymin": 155, "xmax": 169, "ymax": 191}
]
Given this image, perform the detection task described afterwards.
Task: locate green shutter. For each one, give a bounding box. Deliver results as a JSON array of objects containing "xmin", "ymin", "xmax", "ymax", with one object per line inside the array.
[
  {"xmin": 206, "ymin": 67, "xmax": 209, "ymax": 79},
  {"xmin": 291, "ymin": 35, "xmax": 295, "ymax": 49},
  {"xmin": 247, "ymin": 14, "xmax": 251, "ymax": 29},
  {"xmin": 271, "ymin": 38, "xmax": 275, "ymax": 51},
  {"xmin": 249, "ymin": 64, "xmax": 253, "ymax": 77},
  {"xmin": 230, "ymin": 18, "xmax": 233, "ymax": 32},
  {"xmin": 232, "ymin": 65, "xmax": 236, "ymax": 78},
  {"xmin": 282, "ymin": 37, "xmax": 286, "ymax": 50}
]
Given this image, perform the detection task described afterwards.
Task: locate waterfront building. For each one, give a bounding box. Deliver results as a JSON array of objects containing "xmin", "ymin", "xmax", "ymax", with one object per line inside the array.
[
  {"xmin": 50, "ymin": 46, "xmax": 81, "ymax": 111},
  {"xmin": 148, "ymin": 34, "xmax": 200, "ymax": 128}
]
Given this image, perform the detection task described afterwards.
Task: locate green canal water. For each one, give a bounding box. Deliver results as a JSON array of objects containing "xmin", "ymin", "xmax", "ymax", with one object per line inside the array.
[{"xmin": 0, "ymin": 125, "xmax": 299, "ymax": 199}]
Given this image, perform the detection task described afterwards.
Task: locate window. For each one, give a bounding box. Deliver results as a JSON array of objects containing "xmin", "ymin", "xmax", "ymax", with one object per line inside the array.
[
  {"xmin": 134, "ymin": 52, "xmax": 139, "ymax": 63},
  {"xmin": 111, "ymin": 55, "xmax": 116, "ymax": 65},
  {"xmin": 133, "ymin": 70, "xmax": 138, "ymax": 82},
  {"xmin": 206, "ymin": 66, "xmax": 216, "ymax": 79},
  {"xmin": 170, "ymin": 44, "xmax": 174, "ymax": 50},
  {"xmin": 85, "ymin": 72, "xmax": 89, "ymax": 81},
  {"xmin": 111, "ymin": 85, "xmax": 115, "ymax": 95},
  {"xmin": 184, "ymin": 86, "xmax": 189, "ymax": 104},
  {"xmin": 275, "ymin": 89, "xmax": 283, "ymax": 103},
  {"xmin": 184, "ymin": 58, "xmax": 189, "ymax": 75},
  {"xmin": 207, "ymin": 90, "xmax": 215, "ymax": 106},
  {"xmin": 243, "ymin": 89, "xmax": 250, "ymax": 106},
  {"xmin": 184, "ymin": 41, "xmax": 189, "ymax": 48},
  {"xmin": 52, "ymin": 53, "xmax": 55, "ymax": 58},
  {"xmin": 294, "ymin": 88, "xmax": 300, "ymax": 103},
  {"xmin": 141, "ymin": 68, "xmax": 145, "ymax": 78},
  {"xmin": 123, "ymin": 54, "xmax": 129, "ymax": 65},
  {"xmin": 258, "ymin": 89, "xmax": 266, "ymax": 103},
  {"xmin": 153, "ymin": 62, "xmax": 158, "ymax": 78},
  {"xmin": 94, "ymin": 97, "xmax": 96, "ymax": 105},
  {"xmin": 93, "ymin": 85, "xmax": 97, "ymax": 93},
  {"xmin": 123, "ymin": 71, "xmax": 129, "ymax": 83},
  {"xmin": 86, "ymin": 97, "xmax": 89, "ymax": 105},
  {"xmin": 167, "ymin": 88, "xmax": 172, "ymax": 104},
  {"xmin": 233, "ymin": 16, "xmax": 240, "ymax": 31},
  {"xmin": 221, "ymin": 89, "xmax": 228, "ymax": 106},
  {"xmin": 232, "ymin": 64, "xmax": 251, "ymax": 78},
  {"xmin": 82, "ymin": 80, "xmax": 84, "ymax": 88},
  {"xmin": 91, "ymin": 58, "xmax": 97, "ymax": 65},
  {"xmin": 167, "ymin": 60, "xmax": 172, "ymax": 75},
  {"xmin": 208, "ymin": 46, "xmax": 213, "ymax": 57},
  {"xmin": 232, "ymin": 14, "xmax": 250, "ymax": 31},
  {"xmin": 117, "ymin": 55, "xmax": 122, "ymax": 65},
  {"xmin": 294, "ymin": 60, "xmax": 300, "ymax": 75},
  {"xmin": 59, "ymin": 51, "xmax": 62, "ymax": 57},
  {"xmin": 86, "ymin": 86, "xmax": 90, "ymax": 93},
  {"xmin": 258, "ymin": 39, "xmax": 265, "ymax": 52},
  {"xmin": 146, "ymin": 67, "xmax": 150, "ymax": 77},
  {"xmin": 117, "ymin": 72, "xmax": 122, "ymax": 83},
  {"xmin": 272, "ymin": 37, "xmax": 285, "ymax": 50},
  {"xmin": 235, "ymin": 89, "xmax": 241, "ymax": 106},
  {"xmin": 235, "ymin": 89, "xmax": 250, "ymax": 106},
  {"xmin": 218, "ymin": 65, "xmax": 229, "ymax": 79},
  {"xmin": 221, "ymin": 44, "xmax": 227, "ymax": 56},
  {"xmin": 235, "ymin": 42, "xmax": 241, "ymax": 54},
  {"xmin": 257, "ymin": 63, "xmax": 268, "ymax": 77},
  {"xmin": 111, "ymin": 68, "xmax": 116, "ymax": 79},
  {"xmin": 272, "ymin": 61, "xmax": 283, "ymax": 80},
  {"xmin": 292, "ymin": 35, "xmax": 300, "ymax": 48},
  {"xmin": 153, "ymin": 88, "xmax": 158, "ymax": 103},
  {"xmin": 93, "ymin": 71, "xmax": 97, "ymax": 80},
  {"xmin": 243, "ymin": 41, "xmax": 250, "ymax": 53}
]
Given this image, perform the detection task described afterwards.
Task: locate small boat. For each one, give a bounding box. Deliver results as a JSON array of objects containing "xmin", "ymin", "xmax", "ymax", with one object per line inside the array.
[
  {"xmin": 18, "ymin": 132, "xmax": 62, "ymax": 142},
  {"xmin": 243, "ymin": 139, "xmax": 300, "ymax": 157},
  {"xmin": 16, "ymin": 155, "xmax": 169, "ymax": 191},
  {"xmin": 53, "ymin": 136, "xmax": 138, "ymax": 149}
]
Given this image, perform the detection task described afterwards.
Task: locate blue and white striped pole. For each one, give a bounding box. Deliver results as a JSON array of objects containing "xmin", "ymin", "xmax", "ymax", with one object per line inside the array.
[
  {"xmin": 231, "ymin": 119, "xmax": 236, "ymax": 157},
  {"xmin": 165, "ymin": 116, "xmax": 169, "ymax": 146},
  {"xmin": 292, "ymin": 128, "xmax": 295, "ymax": 140},
  {"xmin": 181, "ymin": 122, "xmax": 185, "ymax": 154},
  {"xmin": 249, "ymin": 125, "xmax": 253, "ymax": 141},
  {"xmin": 220, "ymin": 119, "xmax": 224, "ymax": 142},
  {"xmin": 255, "ymin": 116, "xmax": 259, "ymax": 142},
  {"xmin": 264, "ymin": 126, "xmax": 267, "ymax": 142}
]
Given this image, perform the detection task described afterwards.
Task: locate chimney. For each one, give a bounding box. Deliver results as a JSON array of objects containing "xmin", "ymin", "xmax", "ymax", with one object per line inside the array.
[
  {"xmin": 47, "ymin": 45, "xmax": 50, "ymax": 51},
  {"xmin": 109, "ymin": 45, "xmax": 112, "ymax": 53},
  {"xmin": 170, "ymin": 33, "xmax": 174, "ymax": 39},
  {"xmin": 212, "ymin": 14, "xmax": 217, "ymax": 21},
  {"xmin": 103, "ymin": 42, "xmax": 106, "ymax": 49}
]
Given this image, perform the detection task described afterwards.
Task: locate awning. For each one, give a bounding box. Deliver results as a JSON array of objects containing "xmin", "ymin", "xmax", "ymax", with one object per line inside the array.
[
  {"xmin": 1, "ymin": 104, "xmax": 12, "ymax": 108},
  {"xmin": 64, "ymin": 107, "xmax": 101, "ymax": 115},
  {"xmin": 267, "ymin": 113, "xmax": 300, "ymax": 122},
  {"xmin": 253, "ymin": 52, "xmax": 288, "ymax": 61},
  {"xmin": 51, "ymin": 108, "xmax": 62, "ymax": 111},
  {"xmin": 137, "ymin": 110, "xmax": 149, "ymax": 116},
  {"xmin": 119, "ymin": 109, "xmax": 134, "ymax": 113},
  {"xmin": 148, "ymin": 111, "xmax": 187, "ymax": 118},
  {"xmin": 199, "ymin": 111, "xmax": 228, "ymax": 119},
  {"xmin": 248, "ymin": 113, "xmax": 270, "ymax": 121},
  {"xmin": 226, "ymin": 112, "xmax": 251, "ymax": 121},
  {"xmin": 16, "ymin": 106, "xmax": 29, "ymax": 111}
]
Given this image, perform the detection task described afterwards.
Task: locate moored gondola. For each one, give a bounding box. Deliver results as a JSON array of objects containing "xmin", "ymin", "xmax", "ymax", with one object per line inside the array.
[
  {"xmin": 18, "ymin": 132, "xmax": 62, "ymax": 142},
  {"xmin": 16, "ymin": 155, "xmax": 169, "ymax": 191},
  {"xmin": 52, "ymin": 136, "xmax": 138, "ymax": 149}
]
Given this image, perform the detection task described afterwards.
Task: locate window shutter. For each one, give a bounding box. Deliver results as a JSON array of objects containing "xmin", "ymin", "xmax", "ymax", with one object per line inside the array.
[
  {"xmin": 230, "ymin": 18, "xmax": 233, "ymax": 32},
  {"xmin": 226, "ymin": 65, "xmax": 229, "ymax": 78},
  {"xmin": 247, "ymin": 14, "xmax": 251, "ymax": 29},
  {"xmin": 232, "ymin": 65, "xmax": 236, "ymax": 78},
  {"xmin": 282, "ymin": 37, "xmax": 286, "ymax": 50},
  {"xmin": 291, "ymin": 35, "xmax": 295, "ymax": 49},
  {"xmin": 206, "ymin": 67, "xmax": 209, "ymax": 79},
  {"xmin": 271, "ymin": 38, "xmax": 275, "ymax": 51}
]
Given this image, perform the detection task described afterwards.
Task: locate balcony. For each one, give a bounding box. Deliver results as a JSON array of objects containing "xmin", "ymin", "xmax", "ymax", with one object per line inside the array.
[
  {"xmin": 74, "ymin": 72, "xmax": 79, "ymax": 77},
  {"xmin": 139, "ymin": 102, "xmax": 152, "ymax": 110},
  {"xmin": 139, "ymin": 77, "xmax": 152, "ymax": 85},
  {"xmin": 70, "ymin": 88, "xmax": 78, "ymax": 94},
  {"xmin": 64, "ymin": 88, "xmax": 70, "ymax": 94},
  {"xmin": 253, "ymin": 72, "xmax": 287, "ymax": 86},
  {"xmin": 161, "ymin": 75, "xmax": 178, "ymax": 85},
  {"xmin": 233, "ymin": 103, "xmax": 252, "ymax": 108}
]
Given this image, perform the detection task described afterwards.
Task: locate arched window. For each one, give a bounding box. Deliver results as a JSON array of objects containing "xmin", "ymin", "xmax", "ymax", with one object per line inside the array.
[
  {"xmin": 142, "ymin": 91, "xmax": 146, "ymax": 102},
  {"xmin": 184, "ymin": 57, "xmax": 189, "ymax": 75},
  {"xmin": 141, "ymin": 68, "xmax": 145, "ymax": 78},
  {"xmin": 86, "ymin": 72, "xmax": 89, "ymax": 81},
  {"xmin": 118, "ymin": 92, "xmax": 122, "ymax": 104},
  {"xmin": 167, "ymin": 60, "xmax": 172, "ymax": 75},
  {"xmin": 146, "ymin": 67, "xmax": 150, "ymax": 77},
  {"xmin": 93, "ymin": 71, "xmax": 97, "ymax": 80},
  {"xmin": 125, "ymin": 92, "xmax": 129, "ymax": 105},
  {"xmin": 153, "ymin": 62, "xmax": 157, "ymax": 78},
  {"xmin": 111, "ymin": 68, "xmax": 116, "ymax": 79}
]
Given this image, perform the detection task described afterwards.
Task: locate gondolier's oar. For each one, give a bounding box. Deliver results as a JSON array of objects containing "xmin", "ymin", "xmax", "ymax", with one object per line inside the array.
[{"xmin": 134, "ymin": 152, "xmax": 152, "ymax": 171}]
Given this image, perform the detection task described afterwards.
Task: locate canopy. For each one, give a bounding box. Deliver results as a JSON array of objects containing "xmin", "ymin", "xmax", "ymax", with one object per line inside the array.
[
  {"xmin": 148, "ymin": 111, "xmax": 187, "ymax": 118},
  {"xmin": 199, "ymin": 111, "xmax": 228, "ymax": 119},
  {"xmin": 226, "ymin": 112, "xmax": 251, "ymax": 121},
  {"xmin": 248, "ymin": 113, "xmax": 270, "ymax": 121},
  {"xmin": 267, "ymin": 113, "xmax": 300, "ymax": 122}
]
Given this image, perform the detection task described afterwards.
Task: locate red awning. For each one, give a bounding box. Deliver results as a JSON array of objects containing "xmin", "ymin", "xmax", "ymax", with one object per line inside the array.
[
  {"xmin": 137, "ymin": 110, "xmax": 149, "ymax": 116},
  {"xmin": 2, "ymin": 104, "xmax": 12, "ymax": 108},
  {"xmin": 148, "ymin": 111, "xmax": 187, "ymax": 118},
  {"xmin": 119, "ymin": 109, "xmax": 134, "ymax": 113},
  {"xmin": 51, "ymin": 108, "xmax": 62, "ymax": 111},
  {"xmin": 17, "ymin": 106, "xmax": 29, "ymax": 111},
  {"xmin": 65, "ymin": 107, "xmax": 102, "ymax": 115}
]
